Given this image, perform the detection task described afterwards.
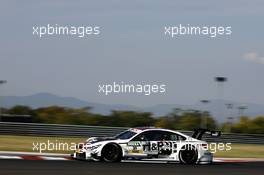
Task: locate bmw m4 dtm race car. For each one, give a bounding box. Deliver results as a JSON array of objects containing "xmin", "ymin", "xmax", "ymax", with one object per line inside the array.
[{"xmin": 72, "ymin": 127, "xmax": 220, "ymax": 164}]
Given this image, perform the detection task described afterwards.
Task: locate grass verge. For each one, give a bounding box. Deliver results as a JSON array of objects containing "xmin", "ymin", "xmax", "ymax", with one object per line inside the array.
[
  {"xmin": 0, "ymin": 135, "xmax": 85, "ymax": 154},
  {"xmin": 213, "ymin": 143, "xmax": 264, "ymax": 158}
]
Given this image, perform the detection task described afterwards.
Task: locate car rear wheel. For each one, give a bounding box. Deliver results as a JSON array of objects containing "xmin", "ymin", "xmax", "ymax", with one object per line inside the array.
[
  {"xmin": 179, "ymin": 144, "xmax": 198, "ymax": 164},
  {"xmin": 101, "ymin": 143, "xmax": 122, "ymax": 162}
]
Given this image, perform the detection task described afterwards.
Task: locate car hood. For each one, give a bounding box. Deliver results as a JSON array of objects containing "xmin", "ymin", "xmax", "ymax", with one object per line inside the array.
[{"xmin": 85, "ymin": 137, "xmax": 116, "ymax": 144}]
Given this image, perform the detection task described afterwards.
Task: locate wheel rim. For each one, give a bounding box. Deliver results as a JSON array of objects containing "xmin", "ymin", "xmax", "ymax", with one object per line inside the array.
[
  {"xmin": 180, "ymin": 148, "xmax": 196, "ymax": 163},
  {"xmin": 103, "ymin": 145, "xmax": 119, "ymax": 161}
]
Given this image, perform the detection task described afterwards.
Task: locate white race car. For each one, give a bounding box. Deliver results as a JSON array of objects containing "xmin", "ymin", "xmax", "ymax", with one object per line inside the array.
[{"xmin": 72, "ymin": 127, "xmax": 220, "ymax": 164}]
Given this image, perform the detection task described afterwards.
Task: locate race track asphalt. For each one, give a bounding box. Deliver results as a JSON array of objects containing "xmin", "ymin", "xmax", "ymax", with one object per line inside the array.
[{"xmin": 0, "ymin": 159, "xmax": 263, "ymax": 175}]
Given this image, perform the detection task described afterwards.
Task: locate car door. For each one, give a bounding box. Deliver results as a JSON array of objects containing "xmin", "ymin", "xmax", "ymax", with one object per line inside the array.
[
  {"xmin": 154, "ymin": 131, "xmax": 179, "ymax": 156},
  {"xmin": 126, "ymin": 131, "xmax": 158, "ymax": 157}
]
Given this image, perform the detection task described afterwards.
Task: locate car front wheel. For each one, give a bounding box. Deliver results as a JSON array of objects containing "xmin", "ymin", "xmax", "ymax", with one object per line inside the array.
[{"xmin": 101, "ymin": 143, "xmax": 122, "ymax": 162}]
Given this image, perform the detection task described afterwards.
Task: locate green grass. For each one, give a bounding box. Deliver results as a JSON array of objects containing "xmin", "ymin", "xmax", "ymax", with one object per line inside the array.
[
  {"xmin": 0, "ymin": 135, "xmax": 264, "ymax": 158},
  {"xmin": 0, "ymin": 135, "xmax": 85, "ymax": 153},
  {"xmin": 213, "ymin": 144, "xmax": 264, "ymax": 158}
]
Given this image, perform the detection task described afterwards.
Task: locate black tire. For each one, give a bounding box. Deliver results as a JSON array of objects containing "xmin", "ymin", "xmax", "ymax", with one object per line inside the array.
[
  {"xmin": 101, "ymin": 143, "xmax": 122, "ymax": 162},
  {"xmin": 179, "ymin": 144, "xmax": 198, "ymax": 164}
]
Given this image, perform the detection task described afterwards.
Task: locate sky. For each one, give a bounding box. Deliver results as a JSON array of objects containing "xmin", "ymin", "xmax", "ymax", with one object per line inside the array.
[{"xmin": 0, "ymin": 0, "xmax": 264, "ymax": 107}]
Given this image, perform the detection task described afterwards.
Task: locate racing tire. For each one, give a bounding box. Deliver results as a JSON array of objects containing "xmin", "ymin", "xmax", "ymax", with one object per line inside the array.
[
  {"xmin": 101, "ymin": 143, "xmax": 122, "ymax": 162},
  {"xmin": 179, "ymin": 144, "xmax": 198, "ymax": 164}
]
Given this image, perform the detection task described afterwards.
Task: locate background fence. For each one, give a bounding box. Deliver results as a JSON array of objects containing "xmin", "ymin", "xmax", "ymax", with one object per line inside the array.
[{"xmin": 0, "ymin": 122, "xmax": 264, "ymax": 144}]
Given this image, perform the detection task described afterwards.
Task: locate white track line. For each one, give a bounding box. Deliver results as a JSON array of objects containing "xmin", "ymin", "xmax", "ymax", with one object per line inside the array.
[
  {"xmin": 40, "ymin": 156, "xmax": 69, "ymax": 161},
  {"xmin": 0, "ymin": 151, "xmax": 69, "ymax": 157},
  {"xmin": 214, "ymin": 158, "xmax": 264, "ymax": 162},
  {"xmin": 0, "ymin": 156, "xmax": 22, "ymax": 159},
  {"xmin": 213, "ymin": 159, "xmax": 224, "ymax": 162}
]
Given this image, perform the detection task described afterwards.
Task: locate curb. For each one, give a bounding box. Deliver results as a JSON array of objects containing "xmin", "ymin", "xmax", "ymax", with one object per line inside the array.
[
  {"xmin": 0, "ymin": 151, "xmax": 72, "ymax": 161},
  {"xmin": 213, "ymin": 157, "xmax": 264, "ymax": 162}
]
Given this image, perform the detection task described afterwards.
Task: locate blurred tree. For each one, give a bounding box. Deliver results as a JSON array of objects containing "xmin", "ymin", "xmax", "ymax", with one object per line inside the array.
[
  {"xmin": 7, "ymin": 105, "xmax": 33, "ymax": 115},
  {"xmin": 110, "ymin": 111, "xmax": 155, "ymax": 127},
  {"xmin": 229, "ymin": 116, "xmax": 264, "ymax": 134},
  {"xmin": 155, "ymin": 109, "xmax": 217, "ymax": 130},
  {"xmin": 155, "ymin": 117, "xmax": 174, "ymax": 129},
  {"xmin": 2, "ymin": 105, "xmax": 263, "ymax": 134}
]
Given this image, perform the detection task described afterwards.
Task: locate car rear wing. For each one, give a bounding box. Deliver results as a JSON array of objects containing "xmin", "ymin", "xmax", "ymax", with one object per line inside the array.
[{"xmin": 191, "ymin": 128, "xmax": 221, "ymax": 140}]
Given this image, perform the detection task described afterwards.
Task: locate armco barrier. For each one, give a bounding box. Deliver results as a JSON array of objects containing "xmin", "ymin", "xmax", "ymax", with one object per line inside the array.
[
  {"xmin": 0, "ymin": 122, "xmax": 264, "ymax": 144},
  {"xmin": 0, "ymin": 122, "xmax": 127, "ymax": 137}
]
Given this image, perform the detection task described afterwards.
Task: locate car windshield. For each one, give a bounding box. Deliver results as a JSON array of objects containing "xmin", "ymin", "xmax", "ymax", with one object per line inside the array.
[{"xmin": 115, "ymin": 130, "xmax": 137, "ymax": 140}]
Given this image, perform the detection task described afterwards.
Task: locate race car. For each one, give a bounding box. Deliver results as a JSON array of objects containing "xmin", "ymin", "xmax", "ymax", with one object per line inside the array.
[{"xmin": 72, "ymin": 127, "xmax": 220, "ymax": 164}]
